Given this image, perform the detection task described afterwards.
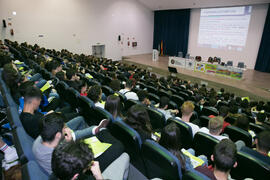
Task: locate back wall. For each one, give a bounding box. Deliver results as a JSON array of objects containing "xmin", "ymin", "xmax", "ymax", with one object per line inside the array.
[{"xmin": 0, "ymin": 0, "xmax": 154, "ymax": 60}]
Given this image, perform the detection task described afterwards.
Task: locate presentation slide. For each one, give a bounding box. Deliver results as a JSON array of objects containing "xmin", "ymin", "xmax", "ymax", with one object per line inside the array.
[{"xmin": 198, "ymin": 6, "xmax": 252, "ymax": 51}]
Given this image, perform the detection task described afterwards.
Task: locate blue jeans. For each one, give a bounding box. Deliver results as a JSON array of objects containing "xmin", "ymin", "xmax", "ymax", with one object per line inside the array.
[{"xmin": 66, "ymin": 116, "xmax": 94, "ymax": 140}]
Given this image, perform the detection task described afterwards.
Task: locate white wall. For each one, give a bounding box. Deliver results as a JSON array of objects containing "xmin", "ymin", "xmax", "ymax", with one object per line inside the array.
[
  {"xmin": 0, "ymin": 0, "xmax": 154, "ymax": 60},
  {"xmin": 188, "ymin": 4, "xmax": 268, "ymax": 69}
]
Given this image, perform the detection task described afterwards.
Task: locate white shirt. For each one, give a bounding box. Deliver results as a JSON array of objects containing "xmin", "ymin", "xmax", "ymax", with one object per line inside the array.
[
  {"xmin": 119, "ymin": 89, "xmax": 139, "ymax": 101},
  {"xmin": 198, "ymin": 127, "xmax": 228, "ymax": 141},
  {"xmin": 186, "ymin": 122, "xmax": 200, "ymax": 137},
  {"xmin": 95, "ymin": 102, "xmax": 105, "ymax": 109},
  {"xmin": 157, "ymin": 108, "xmax": 172, "ymax": 120}
]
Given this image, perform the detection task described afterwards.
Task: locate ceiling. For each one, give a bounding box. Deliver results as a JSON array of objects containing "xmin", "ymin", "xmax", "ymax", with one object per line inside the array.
[{"xmin": 137, "ymin": 0, "xmax": 270, "ymax": 10}]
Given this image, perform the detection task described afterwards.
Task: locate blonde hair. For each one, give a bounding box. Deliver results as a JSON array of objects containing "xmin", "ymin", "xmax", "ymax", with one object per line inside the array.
[
  {"xmin": 209, "ymin": 116, "xmax": 224, "ymax": 134},
  {"xmin": 181, "ymin": 101, "xmax": 195, "ymax": 116}
]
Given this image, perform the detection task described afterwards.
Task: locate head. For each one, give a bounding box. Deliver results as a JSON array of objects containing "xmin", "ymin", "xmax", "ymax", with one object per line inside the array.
[
  {"xmin": 159, "ymin": 96, "xmax": 170, "ymax": 110},
  {"xmin": 219, "ymin": 106, "xmax": 229, "ymax": 118},
  {"xmin": 87, "ymin": 85, "xmax": 102, "ymax": 103},
  {"xmin": 66, "ymin": 69, "xmax": 76, "ymax": 81},
  {"xmin": 19, "ymin": 81, "xmax": 35, "ymax": 97},
  {"xmin": 78, "ymin": 80, "xmax": 88, "ymax": 94},
  {"xmin": 181, "ymin": 101, "xmax": 195, "ymax": 117},
  {"xmin": 209, "ymin": 98, "xmax": 217, "ymax": 107},
  {"xmin": 137, "ymin": 90, "xmax": 149, "ymax": 105},
  {"xmin": 24, "ymin": 86, "xmax": 42, "ymax": 111},
  {"xmin": 40, "ymin": 112, "xmax": 65, "ymax": 144},
  {"xmin": 52, "ymin": 141, "xmax": 94, "ymax": 180},
  {"xmin": 109, "ymin": 80, "xmax": 121, "ymax": 92},
  {"xmin": 124, "ymin": 104, "xmax": 152, "ymax": 134},
  {"xmin": 256, "ymin": 131, "xmax": 270, "ymax": 155},
  {"xmin": 55, "ymin": 71, "xmax": 66, "ymax": 81},
  {"xmin": 159, "ymin": 123, "xmax": 186, "ymax": 171},
  {"xmin": 209, "ymin": 116, "xmax": 224, "ymax": 135},
  {"xmin": 50, "ymin": 61, "xmax": 62, "ymax": 75},
  {"xmin": 125, "ymin": 79, "xmax": 134, "ymax": 90},
  {"xmin": 105, "ymin": 95, "xmax": 121, "ymax": 119},
  {"xmin": 234, "ymin": 115, "xmax": 249, "ymax": 131},
  {"xmin": 256, "ymin": 112, "xmax": 266, "ymax": 123},
  {"xmin": 212, "ymin": 139, "xmax": 237, "ymax": 174}
]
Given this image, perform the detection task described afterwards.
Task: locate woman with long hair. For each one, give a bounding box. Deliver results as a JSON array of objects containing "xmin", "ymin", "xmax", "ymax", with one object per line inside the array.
[{"xmin": 105, "ymin": 95, "xmax": 123, "ymax": 121}]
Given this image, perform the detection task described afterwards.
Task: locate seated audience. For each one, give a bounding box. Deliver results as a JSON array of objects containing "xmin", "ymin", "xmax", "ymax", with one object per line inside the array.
[
  {"xmin": 157, "ymin": 96, "xmax": 179, "ymax": 120},
  {"xmin": 180, "ymin": 101, "xmax": 200, "ymax": 137},
  {"xmin": 137, "ymin": 90, "xmax": 151, "ymax": 106},
  {"xmin": 119, "ymin": 79, "xmax": 138, "ymax": 101},
  {"xmin": 196, "ymin": 139, "xmax": 237, "ymax": 180},
  {"xmin": 88, "ymin": 85, "xmax": 105, "ymax": 109},
  {"xmin": 199, "ymin": 116, "xmax": 229, "ymax": 141},
  {"xmin": 65, "ymin": 69, "xmax": 81, "ymax": 91},
  {"xmin": 105, "ymin": 95, "xmax": 123, "ymax": 121},
  {"xmin": 234, "ymin": 115, "xmax": 256, "ymax": 142}
]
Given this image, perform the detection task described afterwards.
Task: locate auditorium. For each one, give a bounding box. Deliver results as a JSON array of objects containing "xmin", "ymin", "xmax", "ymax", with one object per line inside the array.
[{"xmin": 0, "ymin": 0, "xmax": 270, "ymax": 179}]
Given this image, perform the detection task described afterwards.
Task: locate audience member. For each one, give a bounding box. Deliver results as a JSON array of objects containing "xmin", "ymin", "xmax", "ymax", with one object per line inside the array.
[
  {"xmin": 88, "ymin": 85, "xmax": 105, "ymax": 108},
  {"xmin": 119, "ymin": 79, "xmax": 138, "ymax": 100}
]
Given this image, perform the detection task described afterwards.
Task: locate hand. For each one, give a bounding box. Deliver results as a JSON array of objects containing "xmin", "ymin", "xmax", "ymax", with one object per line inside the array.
[
  {"xmin": 91, "ymin": 161, "xmax": 103, "ymax": 180},
  {"xmin": 63, "ymin": 127, "xmax": 73, "ymax": 142},
  {"xmin": 47, "ymin": 110, "xmax": 54, "ymax": 114}
]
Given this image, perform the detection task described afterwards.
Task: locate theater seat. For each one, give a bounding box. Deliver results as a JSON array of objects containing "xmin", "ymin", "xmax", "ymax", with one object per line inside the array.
[
  {"xmin": 55, "ymin": 81, "xmax": 69, "ymax": 99},
  {"xmin": 110, "ymin": 120, "xmax": 146, "ymax": 175},
  {"xmin": 12, "ymin": 127, "xmax": 35, "ymax": 165},
  {"xmin": 115, "ymin": 92, "xmax": 126, "ymax": 102},
  {"xmin": 77, "ymin": 96, "xmax": 94, "ymax": 118},
  {"xmin": 148, "ymin": 93, "xmax": 160, "ymax": 104},
  {"xmin": 201, "ymin": 107, "xmax": 218, "ymax": 116},
  {"xmin": 142, "ymin": 140, "xmax": 182, "ymax": 180},
  {"xmin": 65, "ymin": 87, "xmax": 80, "ymax": 110},
  {"xmin": 225, "ymin": 116, "xmax": 237, "ymax": 124},
  {"xmin": 146, "ymin": 85, "xmax": 158, "ymax": 94},
  {"xmin": 167, "ymin": 118, "xmax": 193, "ymax": 149},
  {"xmin": 21, "ymin": 161, "xmax": 49, "ymax": 180},
  {"xmin": 199, "ymin": 115, "xmax": 210, "ymax": 128},
  {"xmin": 249, "ymin": 123, "xmax": 267, "ymax": 134},
  {"xmin": 178, "ymin": 92, "xmax": 189, "ymax": 101},
  {"xmin": 224, "ymin": 126, "xmax": 252, "ymax": 147},
  {"xmin": 193, "ymin": 132, "xmax": 219, "ymax": 161},
  {"xmin": 158, "ymin": 89, "xmax": 171, "ymax": 98},
  {"xmin": 137, "ymin": 82, "xmax": 146, "ymax": 90},
  {"xmin": 147, "ymin": 108, "xmax": 166, "ymax": 131},
  {"xmin": 231, "ymin": 150, "xmax": 270, "ymax": 179},
  {"xmin": 102, "ymin": 85, "xmax": 114, "ymax": 97},
  {"xmin": 182, "ymin": 170, "xmax": 211, "ymax": 180},
  {"xmin": 171, "ymin": 95, "xmax": 184, "ymax": 107},
  {"xmin": 7, "ymin": 106, "xmax": 22, "ymax": 129},
  {"xmin": 168, "ymin": 100, "xmax": 178, "ymax": 110},
  {"xmin": 124, "ymin": 99, "xmax": 139, "ymax": 112}
]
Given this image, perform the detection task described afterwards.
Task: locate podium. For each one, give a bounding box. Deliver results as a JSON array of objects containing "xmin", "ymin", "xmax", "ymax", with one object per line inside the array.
[{"xmin": 152, "ymin": 49, "xmax": 159, "ymax": 61}]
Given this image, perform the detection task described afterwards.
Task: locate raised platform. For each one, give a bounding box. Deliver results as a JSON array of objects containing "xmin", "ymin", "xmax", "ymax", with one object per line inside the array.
[{"xmin": 123, "ymin": 54, "xmax": 270, "ymax": 101}]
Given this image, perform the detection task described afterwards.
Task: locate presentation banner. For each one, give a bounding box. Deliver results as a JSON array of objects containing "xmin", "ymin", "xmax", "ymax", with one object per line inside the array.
[
  {"xmin": 169, "ymin": 57, "xmax": 186, "ymax": 68},
  {"xmin": 216, "ymin": 65, "xmax": 231, "ymax": 77},
  {"xmin": 229, "ymin": 67, "xmax": 243, "ymax": 80},
  {"xmin": 185, "ymin": 59, "xmax": 195, "ymax": 70},
  {"xmin": 194, "ymin": 62, "xmax": 206, "ymax": 73},
  {"xmin": 205, "ymin": 64, "xmax": 217, "ymax": 75}
]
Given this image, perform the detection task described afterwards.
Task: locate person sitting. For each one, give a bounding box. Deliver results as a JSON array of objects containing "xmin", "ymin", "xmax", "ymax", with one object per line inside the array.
[
  {"xmin": 240, "ymin": 131, "xmax": 270, "ymax": 165},
  {"xmin": 180, "ymin": 101, "xmax": 200, "ymax": 137},
  {"xmin": 157, "ymin": 96, "xmax": 179, "ymax": 121},
  {"xmin": 124, "ymin": 104, "xmax": 155, "ymax": 141},
  {"xmin": 198, "ymin": 116, "xmax": 229, "ymax": 141},
  {"xmin": 55, "ymin": 71, "xmax": 66, "ymax": 81},
  {"xmin": 119, "ymin": 79, "xmax": 138, "ymax": 101},
  {"xmin": 51, "ymin": 141, "xmax": 130, "ymax": 180},
  {"xmin": 32, "ymin": 112, "xmax": 115, "ymax": 174},
  {"xmin": 109, "ymin": 79, "xmax": 121, "ymax": 92},
  {"xmin": 218, "ymin": 106, "xmax": 231, "ymax": 132},
  {"xmin": 196, "ymin": 139, "xmax": 238, "ymax": 180},
  {"xmin": 79, "ymin": 80, "xmax": 89, "ymax": 96},
  {"xmin": 234, "ymin": 115, "xmax": 256, "ymax": 143},
  {"xmin": 137, "ymin": 90, "xmax": 151, "ymax": 106},
  {"xmin": 47, "ymin": 60, "xmax": 62, "ymax": 76},
  {"xmin": 105, "ymin": 95, "xmax": 123, "ymax": 122},
  {"xmin": 87, "ymin": 85, "xmax": 105, "ymax": 109},
  {"xmin": 65, "ymin": 69, "xmax": 81, "ymax": 91}
]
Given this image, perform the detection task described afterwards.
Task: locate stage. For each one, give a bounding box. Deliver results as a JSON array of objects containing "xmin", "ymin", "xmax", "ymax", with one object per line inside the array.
[{"xmin": 123, "ymin": 54, "xmax": 270, "ymax": 101}]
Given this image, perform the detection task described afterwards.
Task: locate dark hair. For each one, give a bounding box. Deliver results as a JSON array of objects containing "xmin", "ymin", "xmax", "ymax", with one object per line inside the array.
[
  {"xmin": 213, "ymin": 139, "xmax": 237, "ymax": 172},
  {"xmin": 160, "ymin": 96, "xmax": 170, "ymax": 109},
  {"xmin": 137, "ymin": 90, "xmax": 148, "ymax": 102},
  {"xmin": 55, "ymin": 71, "xmax": 66, "ymax": 81},
  {"xmin": 257, "ymin": 112, "xmax": 266, "ymax": 123},
  {"xmin": 234, "ymin": 115, "xmax": 249, "ymax": 131},
  {"xmin": 52, "ymin": 141, "xmax": 94, "ymax": 180},
  {"xmin": 40, "ymin": 112, "xmax": 65, "ymax": 142},
  {"xmin": 19, "ymin": 81, "xmax": 35, "ymax": 97},
  {"xmin": 109, "ymin": 80, "xmax": 121, "ymax": 92},
  {"xmin": 124, "ymin": 104, "xmax": 152, "ymax": 134},
  {"xmin": 126, "ymin": 79, "xmax": 134, "ymax": 89},
  {"xmin": 209, "ymin": 98, "xmax": 217, "ymax": 107},
  {"xmin": 105, "ymin": 95, "xmax": 122, "ymax": 119},
  {"xmin": 66, "ymin": 69, "xmax": 76, "ymax": 80},
  {"xmin": 48, "ymin": 60, "xmax": 61, "ymax": 72},
  {"xmin": 87, "ymin": 85, "xmax": 102, "ymax": 103},
  {"xmin": 257, "ymin": 131, "xmax": 270, "ymax": 153},
  {"xmin": 219, "ymin": 106, "xmax": 229, "ymax": 117},
  {"xmin": 24, "ymin": 86, "xmax": 42, "ymax": 103},
  {"xmin": 159, "ymin": 123, "xmax": 187, "ymax": 171}
]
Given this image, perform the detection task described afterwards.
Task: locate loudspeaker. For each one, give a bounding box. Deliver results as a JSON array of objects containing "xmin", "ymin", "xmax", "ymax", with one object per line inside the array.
[{"xmin": 2, "ymin": 20, "xmax": 6, "ymax": 28}]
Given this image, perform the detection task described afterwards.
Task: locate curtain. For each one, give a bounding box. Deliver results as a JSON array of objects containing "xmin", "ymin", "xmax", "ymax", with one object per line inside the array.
[
  {"xmin": 255, "ymin": 4, "xmax": 270, "ymax": 73},
  {"xmin": 153, "ymin": 9, "xmax": 190, "ymax": 57}
]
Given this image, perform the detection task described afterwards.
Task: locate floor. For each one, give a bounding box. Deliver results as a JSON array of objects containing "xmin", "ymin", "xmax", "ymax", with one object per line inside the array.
[{"xmin": 123, "ymin": 54, "xmax": 270, "ymax": 101}]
